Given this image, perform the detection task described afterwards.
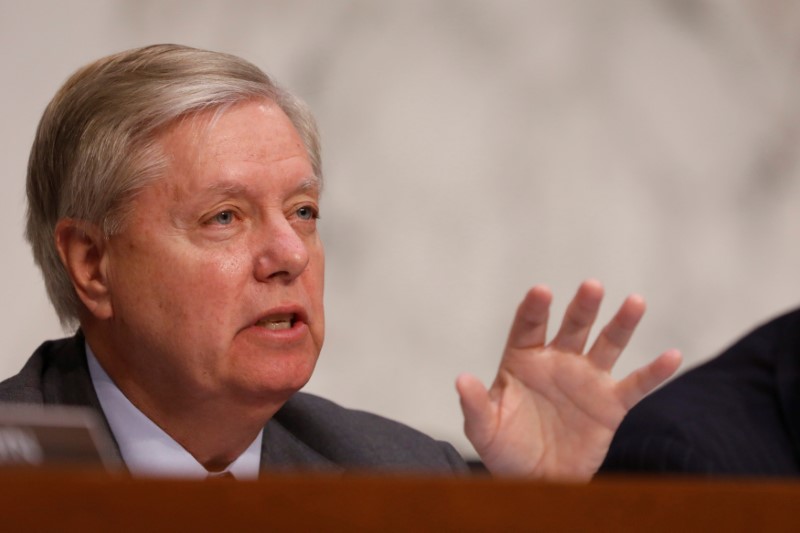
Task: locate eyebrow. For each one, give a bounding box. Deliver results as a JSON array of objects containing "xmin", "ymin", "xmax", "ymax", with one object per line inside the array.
[
  {"xmin": 202, "ymin": 175, "xmax": 321, "ymax": 197},
  {"xmin": 296, "ymin": 176, "xmax": 322, "ymax": 195}
]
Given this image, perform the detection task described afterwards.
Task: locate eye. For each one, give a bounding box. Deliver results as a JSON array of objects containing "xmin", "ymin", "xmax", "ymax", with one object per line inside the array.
[
  {"xmin": 211, "ymin": 210, "xmax": 235, "ymax": 225},
  {"xmin": 296, "ymin": 206, "xmax": 319, "ymax": 221}
]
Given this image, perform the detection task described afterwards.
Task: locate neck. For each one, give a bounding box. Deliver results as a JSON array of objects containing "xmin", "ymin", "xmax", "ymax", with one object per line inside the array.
[
  {"xmin": 82, "ymin": 323, "xmax": 287, "ymax": 471},
  {"xmin": 111, "ymin": 371, "xmax": 276, "ymax": 470}
]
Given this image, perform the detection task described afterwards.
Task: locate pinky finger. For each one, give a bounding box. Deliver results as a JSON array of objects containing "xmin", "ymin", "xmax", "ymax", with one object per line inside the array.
[{"xmin": 615, "ymin": 349, "xmax": 682, "ymax": 410}]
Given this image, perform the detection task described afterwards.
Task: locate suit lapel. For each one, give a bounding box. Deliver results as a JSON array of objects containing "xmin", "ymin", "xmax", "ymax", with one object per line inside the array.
[
  {"xmin": 39, "ymin": 331, "xmax": 125, "ymax": 466},
  {"xmin": 260, "ymin": 417, "xmax": 344, "ymax": 473}
]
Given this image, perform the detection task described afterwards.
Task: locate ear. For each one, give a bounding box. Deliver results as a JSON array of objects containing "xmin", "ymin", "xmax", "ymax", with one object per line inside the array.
[{"xmin": 54, "ymin": 219, "xmax": 113, "ymax": 320}]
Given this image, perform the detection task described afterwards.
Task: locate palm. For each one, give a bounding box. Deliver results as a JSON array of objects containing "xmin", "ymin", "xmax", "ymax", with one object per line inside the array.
[{"xmin": 456, "ymin": 280, "xmax": 681, "ymax": 480}]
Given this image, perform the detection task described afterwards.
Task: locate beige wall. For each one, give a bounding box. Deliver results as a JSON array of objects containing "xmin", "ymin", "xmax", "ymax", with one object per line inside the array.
[{"xmin": 2, "ymin": 0, "xmax": 800, "ymax": 457}]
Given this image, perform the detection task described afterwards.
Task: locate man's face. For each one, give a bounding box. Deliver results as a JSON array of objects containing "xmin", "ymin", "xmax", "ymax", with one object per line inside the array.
[{"xmin": 101, "ymin": 99, "xmax": 324, "ymax": 407}]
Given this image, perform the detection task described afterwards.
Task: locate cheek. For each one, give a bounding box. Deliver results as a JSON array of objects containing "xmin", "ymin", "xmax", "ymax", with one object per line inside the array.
[
  {"xmin": 147, "ymin": 247, "xmax": 252, "ymax": 324},
  {"xmin": 307, "ymin": 248, "xmax": 326, "ymax": 340},
  {"xmin": 178, "ymin": 251, "xmax": 251, "ymax": 309},
  {"xmin": 216, "ymin": 251, "xmax": 249, "ymax": 277},
  {"xmin": 305, "ymin": 245, "xmax": 325, "ymax": 300},
  {"xmin": 310, "ymin": 238, "xmax": 325, "ymax": 285}
]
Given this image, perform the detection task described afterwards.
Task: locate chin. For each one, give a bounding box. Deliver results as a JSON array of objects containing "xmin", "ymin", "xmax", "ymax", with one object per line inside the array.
[{"xmin": 235, "ymin": 358, "xmax": 317, "ymax": 403}]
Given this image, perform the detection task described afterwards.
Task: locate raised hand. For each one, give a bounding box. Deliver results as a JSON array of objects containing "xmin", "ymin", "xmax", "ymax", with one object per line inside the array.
[{"xmin": 456, "ymin": 280, "xmax": 681, "ymax": 481}]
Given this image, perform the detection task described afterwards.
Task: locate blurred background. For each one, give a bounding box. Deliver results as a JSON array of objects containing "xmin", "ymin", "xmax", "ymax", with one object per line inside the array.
[{"xmin": 2, "ymin": 0, "xmax": 800, "ymax": 459}]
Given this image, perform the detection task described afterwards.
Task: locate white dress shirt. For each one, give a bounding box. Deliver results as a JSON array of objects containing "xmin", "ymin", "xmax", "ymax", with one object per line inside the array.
[{"xmin": 86, "ymin": 344, "xmax": 261, "ymax": 479}]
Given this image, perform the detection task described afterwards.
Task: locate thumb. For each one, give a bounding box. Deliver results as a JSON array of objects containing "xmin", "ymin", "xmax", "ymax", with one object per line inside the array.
[{"xmin": 456, "ymin": 373, "xmax": 496, "ymax": 451}]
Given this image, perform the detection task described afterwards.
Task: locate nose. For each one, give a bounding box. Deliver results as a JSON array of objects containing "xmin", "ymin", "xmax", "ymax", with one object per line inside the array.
[{"xmin": 253, "ymin": 217, "xmax": 309, "ymax": 282}]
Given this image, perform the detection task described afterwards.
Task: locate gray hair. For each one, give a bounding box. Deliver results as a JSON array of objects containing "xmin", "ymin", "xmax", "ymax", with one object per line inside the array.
[{"xmin": 26, "ymin": 44, "xmax": 322, "ymax": 327}]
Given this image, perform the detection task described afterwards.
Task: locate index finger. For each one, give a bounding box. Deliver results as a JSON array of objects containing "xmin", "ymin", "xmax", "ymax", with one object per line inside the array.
[{"xmin": 506, "ymin": 285, "xmax": 553, "ymax": 350}]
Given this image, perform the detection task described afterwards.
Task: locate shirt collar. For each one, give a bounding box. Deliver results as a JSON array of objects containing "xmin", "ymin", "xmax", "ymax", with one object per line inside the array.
[{"xmin": 86, "ymin": 343, "xmax": 262, "ymax": 479}]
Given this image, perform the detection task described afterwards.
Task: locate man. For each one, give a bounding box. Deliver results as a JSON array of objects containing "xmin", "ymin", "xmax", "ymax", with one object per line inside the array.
[
  {"xmin": 2, "ymin": 44, "xmax": 680, "ymax": 479},
  {"xmin": 601, "ymin": 308, "xmax": 800, "ymax": 477}
]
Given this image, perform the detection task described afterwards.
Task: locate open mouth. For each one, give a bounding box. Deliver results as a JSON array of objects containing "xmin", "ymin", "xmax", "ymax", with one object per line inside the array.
[{"xmin": 254, "ymin": 313, "xmax": 296, "ymax": 331}]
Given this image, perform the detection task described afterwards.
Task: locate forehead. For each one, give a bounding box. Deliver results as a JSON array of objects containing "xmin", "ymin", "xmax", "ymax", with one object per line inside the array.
[{"xmin": 157, "ymin": 99, "xmax": 314, "ymax": 190}]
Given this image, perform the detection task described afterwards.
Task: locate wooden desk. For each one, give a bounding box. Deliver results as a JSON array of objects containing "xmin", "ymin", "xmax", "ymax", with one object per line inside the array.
[{"xmin": 0, "ymin": 469, "xmax": 797, "ymax": 531}]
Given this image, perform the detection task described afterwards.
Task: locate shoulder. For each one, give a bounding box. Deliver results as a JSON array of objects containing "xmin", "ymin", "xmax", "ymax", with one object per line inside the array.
[
  {"xmin": 272, "ymin": 392, "xmax": 468, "ymax": 473},
  {"xmin": 0, "ymin": 334, "xmax": 86, "ymax": 404},
  {"xmin": 601, "ymin": 308, "xmax": 800, "ymax": 477}
]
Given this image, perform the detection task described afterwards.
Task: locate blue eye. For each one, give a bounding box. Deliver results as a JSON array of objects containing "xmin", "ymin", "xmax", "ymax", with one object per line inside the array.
[
  {"xmin": 297, "ymin": 206, "xmax": 318, "ymax": 220},
  {"xmin": 212, "ymin": 211, "xmax": 234, "ymax": 225}
]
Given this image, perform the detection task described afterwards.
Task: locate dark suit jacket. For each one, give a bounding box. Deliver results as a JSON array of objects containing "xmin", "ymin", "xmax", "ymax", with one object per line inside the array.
[
  {"xmin": 600, "ymin": 308, "xmax": 800, "ymax": 477},
  {"xmin": 0, "ymin": 332, "xmax": 468, "ymax": 474}
]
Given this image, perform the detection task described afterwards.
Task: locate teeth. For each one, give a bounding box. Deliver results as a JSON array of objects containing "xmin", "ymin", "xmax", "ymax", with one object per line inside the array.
[
  {"xmin": 264, "ymin": 320, "xmax": 291, "ymax": 330},
  {"xmin": 256, "ymin": 314, "xmax": 294, "ymax": 330}
]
